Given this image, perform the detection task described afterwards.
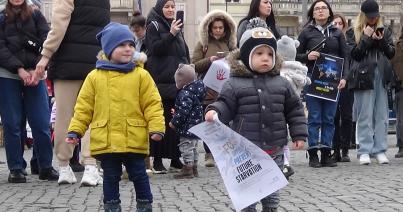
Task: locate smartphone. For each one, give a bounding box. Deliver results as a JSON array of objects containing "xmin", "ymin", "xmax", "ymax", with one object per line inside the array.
[
  {"xmin": 376, "ymin": 27, "xmax": 384, "ymax": 34},
  {"xmin": 176, "ymin": 10, "xmax": 184, "ymax": 23}
]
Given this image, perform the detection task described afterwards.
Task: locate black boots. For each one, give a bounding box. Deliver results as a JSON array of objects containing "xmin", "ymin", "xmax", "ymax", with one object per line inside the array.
[
  {"xmin": 395, "ymin": 147, "xmax": 403, "ymax": 158},
  {"xmin": 39, "ymin": 167, "xmax": 59, "ymax": 181},
  {"xmin": 340, "ymin": 149, "xmax": 351, "ymax": 162},
  {"xmin": 308, "ymin": 149, "xmax": 321, "ymax": 168},
  {"xmin": 104, "ymin": 203, "xmax": 122, "ymax": 212},
  {"xmin": 8, "ymin": 170, "xmax": 26, "ymax": 183},
  {"xmin": 136, "ymin": 199, "xmax": 152, "ymax": 212},
  {"xmin": 321, "ymin": 149, "xmax": 337, "ymax": 167},
  {"xmin": 332, "ymin": 148, "xmax": 350, "ymax": 162}
]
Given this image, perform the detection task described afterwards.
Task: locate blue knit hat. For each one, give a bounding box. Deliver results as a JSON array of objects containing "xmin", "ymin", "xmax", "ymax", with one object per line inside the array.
[{"xmin": 96, "ymin": 22, "xmax": 135, "ymax": 58}]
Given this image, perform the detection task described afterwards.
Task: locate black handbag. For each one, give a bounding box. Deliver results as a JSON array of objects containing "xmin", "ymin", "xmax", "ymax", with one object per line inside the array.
[
  {"xmin": 349, "ymin": 56, "xmax": 376, "ymax": 90},
  {"xmin": 15, "ymin": 22, "xmax": 43, "ymax": 54}
]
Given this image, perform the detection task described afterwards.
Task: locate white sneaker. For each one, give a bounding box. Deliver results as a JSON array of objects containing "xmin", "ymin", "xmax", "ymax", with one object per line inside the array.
[
  {"xmin": 58, "ymin": 165, "xmax": 77, "ymax": 184},
  {"xmin": 359, "ymin": 154, "xmax": 371, "ymax": 165},
  {"xmin": 375, "ymin": 153, "xmax": 389, "ymax": 164},
  {"xmin": 80, "ymin": 165, "xmax": 103, "ymax": 186}
]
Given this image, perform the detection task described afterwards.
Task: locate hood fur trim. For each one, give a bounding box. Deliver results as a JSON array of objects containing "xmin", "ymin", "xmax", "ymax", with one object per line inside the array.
[
  {"xmin": 198, "ymin": 10, "xmax": 237, "ymax": 50},
  {"xmin": 226, "ymin": 49, "xmax": 282, "ymax": 77}
]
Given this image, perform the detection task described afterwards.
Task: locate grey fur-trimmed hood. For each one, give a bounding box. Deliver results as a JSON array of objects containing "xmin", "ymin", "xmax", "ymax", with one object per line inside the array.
[
  {"xmin": 226, "ymin": 49, "xmax": 282, "ymax": 77},
  {"xmin": 198, "ymin": 9, "xmax": 237, "ymax": 50}
]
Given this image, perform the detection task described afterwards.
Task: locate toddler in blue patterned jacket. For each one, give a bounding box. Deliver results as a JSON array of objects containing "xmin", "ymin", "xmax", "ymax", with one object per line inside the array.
[{"xmin": 169, "ymin": 64, "xmax": 206, "ymax": 179}]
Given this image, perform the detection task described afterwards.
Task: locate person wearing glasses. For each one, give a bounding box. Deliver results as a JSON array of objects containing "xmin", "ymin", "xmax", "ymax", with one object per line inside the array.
[{"xmin": 296, "ymin": 0, "xmax": 348, "ymax": 168}]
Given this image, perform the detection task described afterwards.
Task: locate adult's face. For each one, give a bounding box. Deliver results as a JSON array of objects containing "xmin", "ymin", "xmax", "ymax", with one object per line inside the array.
[
  {"xmin": 313, "ymin": 1, "xmax": 330, "ymax": 24},
  {"xmin": 211, "ymin": 20, "xmax": 225, "ymax": 40},
  {"xmin": 333, "ymin": 17, "xmax": 344, "ymax": 31},
  {"xmin": 259, "ymin": 0, "xmax": 272, "ymax": 18},
  {"xmin": 366, "ymin": 16, "xmax": 379, "ymax": 26},
  {"xmin": 9, "ymin": 0, "xmax": 24, "ymax": 7},
  {"xmin": 162, "ymin": 1, "xmax": 175, "ymax": 20}
]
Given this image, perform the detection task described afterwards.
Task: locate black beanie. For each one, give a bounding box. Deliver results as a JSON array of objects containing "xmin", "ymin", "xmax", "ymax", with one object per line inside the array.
[{"xmin": 361, "ymin": 0, "xmax": 379, "ymax": 18}]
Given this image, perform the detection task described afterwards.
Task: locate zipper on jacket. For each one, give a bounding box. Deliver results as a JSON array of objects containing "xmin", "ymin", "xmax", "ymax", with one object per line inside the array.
[{"xmin": 237, "ymin": 117, "xmax": 244, "ymax": 133}]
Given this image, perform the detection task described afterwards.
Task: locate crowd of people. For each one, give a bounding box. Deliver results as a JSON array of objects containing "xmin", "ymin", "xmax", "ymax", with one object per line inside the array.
[{"xmin": 0, "ymin": 0, "xmax": 402, "ymax": 211}]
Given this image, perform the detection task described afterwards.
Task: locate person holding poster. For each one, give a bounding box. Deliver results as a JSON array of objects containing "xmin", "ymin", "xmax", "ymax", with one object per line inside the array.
[
  {"xmin": 205, "ymin": 26, "xmax": 307, "ymax": 212},
  {"xmin": 296, "ymin": 0, "xmax": 348, "ymax": 168},
  {"xmin": 192, "ymin": 9, "xmax": 237, "ymax": 167},
  {"xmin": 346, "ymin": 0, "xmax": 395, "ymax": 165}
]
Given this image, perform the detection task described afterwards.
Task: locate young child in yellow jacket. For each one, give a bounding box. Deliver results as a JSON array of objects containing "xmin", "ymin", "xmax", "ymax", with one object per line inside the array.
[{"xmin": 66, "ymin": 22, "xmax": 165, "ymax": 212}]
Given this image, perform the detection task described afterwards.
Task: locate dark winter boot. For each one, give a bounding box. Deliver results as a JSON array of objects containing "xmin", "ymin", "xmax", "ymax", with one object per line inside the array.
[
  {"xmin": 308, "ymin": 149, "xmax": 321, "ymax": 168},
  {"xmin": 395, "ymin": 147, "xmax": 403, "ymax": 158},
  {"xmin": 193, "ymin": 163, "xmax": 199, "ymax": 177},
  {"xmin": 104, "ymin": 202, "xmax": 121, "ymax": 212},
  {"xmin": 340, "ymin": 148, "xmax": 351, "ymax": 162},
  {"xmin": 136, "ymin": 199, "xmax": 152, "ymax": 212},
  {"xmin": 173, "ymin": 164, "xmax": 194, "ymax": 179},
  {"xmin": 320, "ymin": 149, "xmax": 337, "ymax": 167},
  {"xmin": 331, "ymin": 148, "xmax": 341, "ymax": 162}
]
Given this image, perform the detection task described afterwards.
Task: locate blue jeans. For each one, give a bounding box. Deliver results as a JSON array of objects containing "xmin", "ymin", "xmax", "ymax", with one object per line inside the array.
[
  {"xmin": 355, "ymin": 68, "xmax": 388, "ymax": 155},
  {"xmin": 98, "ymin": 153, "xmax": 153, "ymax": 204},
  {"xmin": 306, "ymin": 95, "xmax": 338, "ymax": 149},
  {"xmin": 0, "ymin": 78, "xmax": 53, "ymax": 171}
]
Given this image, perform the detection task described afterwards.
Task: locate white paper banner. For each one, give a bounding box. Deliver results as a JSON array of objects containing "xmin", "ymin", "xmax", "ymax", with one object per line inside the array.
[
  {"xmin": 189, "ymin": 120, "xmax": 288, "ymax": 211},
  {"xmin": 203, "ymin": 58, "xmax": 230, "ymax": 93}
]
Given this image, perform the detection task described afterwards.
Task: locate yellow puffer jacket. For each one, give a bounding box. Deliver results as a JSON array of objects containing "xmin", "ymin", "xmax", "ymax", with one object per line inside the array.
[{"xmin": 68, "ymin": 66, "xmax": 165, "ymax": 156}]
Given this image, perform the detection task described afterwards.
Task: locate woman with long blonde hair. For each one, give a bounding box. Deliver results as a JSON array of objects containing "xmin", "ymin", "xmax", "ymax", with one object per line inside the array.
[{"xmin": 346, "ymin": 0, "xmax": 395, "ymax": 165}]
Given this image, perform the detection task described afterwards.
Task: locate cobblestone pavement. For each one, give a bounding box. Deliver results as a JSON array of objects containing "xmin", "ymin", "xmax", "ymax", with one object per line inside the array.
[{"xmin": 0, "ymin": 136, "xmax": 402, "ymax": 212}]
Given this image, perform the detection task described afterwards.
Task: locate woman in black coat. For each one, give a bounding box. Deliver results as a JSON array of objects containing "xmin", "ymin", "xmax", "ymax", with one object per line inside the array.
[
  {"xmin": 145, "ymin": 0, "xmax": 190, "ymax": 173},
  {"xmin": 296, "ymin": 0, "xmax": 348, "ymax": 168},
  {"xmin": 0, "ymin": 0, "xmax": 58, "ymax": 183}
]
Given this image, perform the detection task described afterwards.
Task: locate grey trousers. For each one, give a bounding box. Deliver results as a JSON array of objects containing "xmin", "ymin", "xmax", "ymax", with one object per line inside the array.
[
  {"xmin": 241, "ymin": 155, "xmax": 284, "ymax": 211},
  {"xmin": 178, "ymin": 137, "xmax": 199, "ymax": 165}
]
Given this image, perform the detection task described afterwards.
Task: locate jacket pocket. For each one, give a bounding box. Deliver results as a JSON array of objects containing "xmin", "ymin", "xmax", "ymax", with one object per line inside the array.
[
  {"xmin": 89, "ymin": 120, "xmax": 108, "ymax": 151},
  {"xmin": 127, "ymin": 119, "xmax": 148, "ymax": 150}
]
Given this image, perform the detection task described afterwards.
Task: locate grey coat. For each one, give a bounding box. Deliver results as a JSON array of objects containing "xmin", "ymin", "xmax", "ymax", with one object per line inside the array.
[{"xmin": 207, "ymin": 50, "xmax": 307, "ymax": 155}]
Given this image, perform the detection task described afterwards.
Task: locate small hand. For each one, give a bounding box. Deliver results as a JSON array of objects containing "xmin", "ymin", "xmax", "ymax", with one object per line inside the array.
[
  {"xmin": 205, "ymin": 110, "xmax": 217, "ymax": 122},
  {"xmin": 307, "ymin": 51, "xmax": 320, "ymax": 61},
  {"xmin": 292, "ymin": 140, "xmax": 305, "ymax": 150},
  {"xmin": 170, "ymin": 19, "xmax": 183, "ymax": 36},
  {"xmin": 28, "ymin": 70, "xmax": 40, "ymax": 86},
  {"xmin": 169, "ymin": 122, "xmax": 175, "ymax": 129},
  {"xmin": 151, "ymin": 133, "xmax": 162, "ymax": 141},
  {"xmin": 210, "ymin": 56, "xmax": 219, "ymax": 62},
  {"xmin": 337, "ymin": 79, "xmax": 346, "ymax": 90},
  {"xmin": 65, "ymin": 137, "xmax": 79, "ymax": 145}
]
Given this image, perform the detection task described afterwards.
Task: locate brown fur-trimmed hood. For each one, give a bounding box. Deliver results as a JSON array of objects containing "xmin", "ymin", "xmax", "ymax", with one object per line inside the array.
[
  {"xmin": 198, "ymin": 9, "xmax": 237, "ymax": 50},
  {"xmin": 226, "ymin": 49, "xmax": 282, "ymax": 77}
]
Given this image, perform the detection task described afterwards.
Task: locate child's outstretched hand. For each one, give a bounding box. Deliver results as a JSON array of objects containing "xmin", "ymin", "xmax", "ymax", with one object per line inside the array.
[
  {"xmin": 151, "ymin": 133, "xmax": 162, "ymax": 141},
  {"xmin": 205, "ymin": 110, "xmax": 217, "ymax": 122},
  {"xmin": 65, "ymin": 137, "xmax": 79, "ymax": 145},
  {"xmin": 292, "ymin": 140, "xmax": 305, "ymax": 150}
]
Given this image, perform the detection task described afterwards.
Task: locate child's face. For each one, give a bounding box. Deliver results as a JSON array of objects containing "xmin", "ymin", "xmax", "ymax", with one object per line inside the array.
[
  {"xmin": 250, "ymin": 45, "xmax": 274, "ymax": 73},
  {"xmin": 110, "ymin": 41, "xmax": 135, "ymax": 64}
]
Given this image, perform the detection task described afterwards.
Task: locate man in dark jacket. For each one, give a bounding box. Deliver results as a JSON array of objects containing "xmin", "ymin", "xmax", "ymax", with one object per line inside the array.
[{"xmin": 33, "ymin": 0, "xmax": 109, "ymax": 186}]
